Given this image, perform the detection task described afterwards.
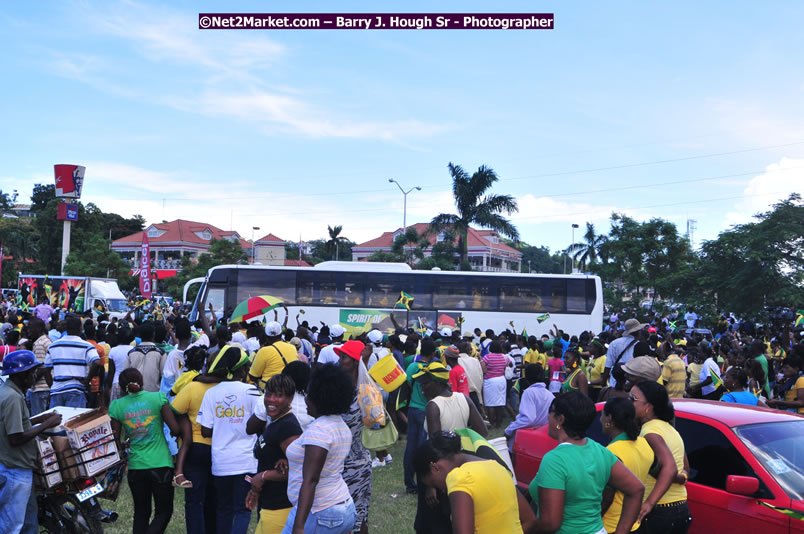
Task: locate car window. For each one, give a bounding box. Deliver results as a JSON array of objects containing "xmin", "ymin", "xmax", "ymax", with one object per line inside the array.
[
  {"xmin": 735, "ymin": 420, "xmax": 804, "ymax": 501},
  {"xmin": 675, "ymin": 419, "xmax": 773, "ymax": 498}
]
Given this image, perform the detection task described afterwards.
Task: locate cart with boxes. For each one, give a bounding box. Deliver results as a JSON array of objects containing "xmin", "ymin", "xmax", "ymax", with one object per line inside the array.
[{"xmin": 34, "ymin": 407, "xmax": 122, "ymax": 492}]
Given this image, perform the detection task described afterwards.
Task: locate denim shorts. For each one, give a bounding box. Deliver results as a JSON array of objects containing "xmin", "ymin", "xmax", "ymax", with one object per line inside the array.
[{"xmin": 281, "ymin": 498, "xmax": 356, "ymax": 534}]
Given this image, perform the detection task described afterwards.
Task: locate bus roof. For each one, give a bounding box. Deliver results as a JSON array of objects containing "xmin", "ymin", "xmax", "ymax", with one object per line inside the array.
[{"xmin": 207, "ymin": 263, "xmax": 597, "ymax": 279}]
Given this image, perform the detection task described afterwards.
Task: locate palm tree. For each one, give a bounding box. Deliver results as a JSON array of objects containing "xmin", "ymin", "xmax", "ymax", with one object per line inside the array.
[
  {"xmin": 429, "ymin": 163, "xmax": 519, "ymax": 266},
  {"xmin": 325, "ymin": 225, "xmax": 348, "ymax": 261},
  {"xmin": 565, "ymin": 222, "xmax": 608, "ymax": 271}
]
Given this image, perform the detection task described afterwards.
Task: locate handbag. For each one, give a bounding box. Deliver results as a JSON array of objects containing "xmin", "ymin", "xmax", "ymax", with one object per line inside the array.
[
  {"xmin": 361, "ymin": 411, "xmax": 398, "ymax": 452},
  {"xmin": 504, "ymin": 355, "xmax": 515, "ymax": 381}
]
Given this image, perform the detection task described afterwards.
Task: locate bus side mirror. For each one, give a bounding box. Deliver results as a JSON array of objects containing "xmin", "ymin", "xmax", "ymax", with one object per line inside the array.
[{"xmin": 726, "ymin": 475, "xmax": 759, "ymax": 496}]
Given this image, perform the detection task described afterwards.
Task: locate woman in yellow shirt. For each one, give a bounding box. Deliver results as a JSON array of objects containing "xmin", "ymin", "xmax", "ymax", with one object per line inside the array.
[
  {"xmin": 601, "ymin": 397, "xmax": 657, "ymax": 533},
  {"xmin": 767, "ymin": 356, "xmax": 804, "ymax": 414},
  {"xmin": 631, "ymin": 381, "xmax": 691, "ymax": 534},
  {"xmin": 414, "ymin": 432, "xmax": 530, "ymax": 534}
]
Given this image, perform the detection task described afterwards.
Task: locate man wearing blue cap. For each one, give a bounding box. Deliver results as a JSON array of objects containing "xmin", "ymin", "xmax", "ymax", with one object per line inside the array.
[{"xmin": 0, "ymin": 350, "xmax": 63, "ymax": 534}]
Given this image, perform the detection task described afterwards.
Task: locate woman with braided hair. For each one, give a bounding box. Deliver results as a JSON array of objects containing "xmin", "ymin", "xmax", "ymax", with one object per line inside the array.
[{"xmin": 110, "ymin": 367, "xmax": 192, "ymax": 534}]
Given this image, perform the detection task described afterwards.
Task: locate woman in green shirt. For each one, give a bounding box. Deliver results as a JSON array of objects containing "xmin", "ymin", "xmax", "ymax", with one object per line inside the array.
[
  {"xmin": 528, "ymin": 392, "xmax": 644, "ymax": 534},
  {"xmin": 110, "ymin": 368, "xmax": 191, "ymax": 534},
  {"xmin": 560, "ymin": 349, "xmax": 588, "ymax": 396}
]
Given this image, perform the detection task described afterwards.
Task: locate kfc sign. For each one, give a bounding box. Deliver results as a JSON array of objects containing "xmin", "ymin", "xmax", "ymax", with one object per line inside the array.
[{"xmin": 54, "ymin": 164, "xmax": 85, "ymax": 199}]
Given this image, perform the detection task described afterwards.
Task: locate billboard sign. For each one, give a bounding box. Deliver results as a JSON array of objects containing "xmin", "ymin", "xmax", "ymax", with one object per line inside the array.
[{"xmin": 54, "ymin": 164, "xmax": 85, "ymax": 199}]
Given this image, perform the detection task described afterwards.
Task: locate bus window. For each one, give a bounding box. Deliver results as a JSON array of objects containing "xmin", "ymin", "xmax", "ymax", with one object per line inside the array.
[
  {"xmin": 343, "ymin": 274, "xmax": 364, "ymax": 307},
  {"xmin": 236, "ymin": 270, "xmax": 295, "ymax": 305},
  {"xmin": 433, "ymin": 276, "xmax": 471, "ymax": 310},
  {"xmin": 499, "ymin": 280, "xmax": 542, "ymax": 312},
  {"xmin": 410, "ymin": 275, "xmax": 433, "ymax": 309},
  {"xmin": 296, "ymin": 272, "xmax": 337, "ymax": 306},
  {"xmin": 470, "ymin": 280, "xmax": 497, "ymax": 311},
  {"xmin": 365, "ymin": 273, "xmax": 405, "ymax": 308},
  {"xmin": 206, "ymin": 287, "xmax": 226, "ymax": 314},
  {"xmin": 585, "ymin": 279, "xmax": 597, "ymax": 313},
  {"xmin": 318, "ymin": 274, "xmax": 337, "ymax": 305},
  {"xmin": 567, "ymin": 279, "xmax": 586, "ymax": 312},
  {"xmin": 546, "ymin": 279, "xmax": 566, "ymax": 313},
  {"xmin": 297, "ymin": 273, "xmax": 314, "ymax": 305}
]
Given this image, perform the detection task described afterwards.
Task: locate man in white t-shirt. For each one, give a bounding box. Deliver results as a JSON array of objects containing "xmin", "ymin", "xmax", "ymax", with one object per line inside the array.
[
  {"xmin": 366, "ymin": 329, "xmax": 389, "ymax": 369},
  {"xmin": 698, "ymin": 355, "xmax": 722, "ymax": 400},
  {"xmin": 316, "ymin": 324, "xmax": 345, "ymax": 365},
  {"xmin": 685, "ymin": 309, "xmax": 698, "ymax": 329},
  {"xmin": 197, "ymin": 346, "xmax": 260, "ymax": 534}
]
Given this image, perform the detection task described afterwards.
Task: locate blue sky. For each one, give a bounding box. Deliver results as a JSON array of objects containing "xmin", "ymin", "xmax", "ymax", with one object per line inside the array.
[{"xmin": 2, "ymin": 1, "xmax": 802, "ymax": 252}]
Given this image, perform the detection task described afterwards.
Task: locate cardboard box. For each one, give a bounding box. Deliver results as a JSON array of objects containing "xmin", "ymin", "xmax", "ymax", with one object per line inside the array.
[
  {"xmin": 51, "ymin": 436, "xmax": 80, "ymax": 481},
  {"xmin": 35, "ymin": 438, "xmax": 63, "ymax": 488},
  {"xmin": 63, "ymin": 408, "xmax": 119, "ymax": 477}
]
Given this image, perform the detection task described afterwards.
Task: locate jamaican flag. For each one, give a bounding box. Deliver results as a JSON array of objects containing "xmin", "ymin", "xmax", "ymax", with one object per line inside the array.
[
  {"xmin": 795, "ymin": 309, "xmax": 804, "ymax": 328},
  {"xmin": 759, "ymin": 501, "xmax": 804, "ymax": 521},
  {"xmin": 710, "ymin": 367, "xmax": 724, "ymax": 390},
  {"xmin": 395, "ymin": 291, "xmax": 414, "ymax": 310},
  {"xmin": 536, "ymin": 313, "xmax": 551, "ymax": 324}
]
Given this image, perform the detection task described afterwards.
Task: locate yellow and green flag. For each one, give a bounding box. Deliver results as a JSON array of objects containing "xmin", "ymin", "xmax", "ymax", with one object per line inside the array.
[
  {"xmin": 759, "ymin": 501, "xmax": 804, "ymax": 521},
  {"xmin": 795, "ymin": 310, "xmax": 804, "ymax": 328},
  {"xmin": 536, "ymin": 313, "xmax": 551, "ymax": 324},
  {"xmin": 710, "ymin": 367, "xmax": 724, "ymax": 390},
  {"xmin": 395, "ymin": 291, "xmax": 414, "ymax": 310}
]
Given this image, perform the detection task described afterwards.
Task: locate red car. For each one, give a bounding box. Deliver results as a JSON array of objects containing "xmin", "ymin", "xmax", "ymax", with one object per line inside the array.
[{"xmin": 512, "ymin": 399, "xmax": 804, "ymax": 534}]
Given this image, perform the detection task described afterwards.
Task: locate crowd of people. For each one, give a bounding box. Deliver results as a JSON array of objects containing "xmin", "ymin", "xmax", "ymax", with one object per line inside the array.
[{"xmin": 0, "ymin": 296, "xmax": 801, "ymax": 534}]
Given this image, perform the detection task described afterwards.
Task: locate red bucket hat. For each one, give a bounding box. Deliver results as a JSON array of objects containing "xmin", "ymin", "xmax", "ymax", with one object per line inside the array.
[{"xmin": 334, "ymin": 340, "xmax": 365, "ymax": 361}]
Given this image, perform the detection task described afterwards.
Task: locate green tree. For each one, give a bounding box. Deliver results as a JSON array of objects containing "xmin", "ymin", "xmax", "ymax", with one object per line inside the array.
[
  {"xmin": 429, "ymin": 163, "xmax": 519, "ymax": 267},
  {"xmin": 30, "ymin": 184, "xmax": 56, "ymax": 214},
  {"xmin": 510, "ymin": 242, "xmax": 563, "ymax": 273},
  {"xmin": 697, "ymin": 194, "xmax": 803, "ymax": 315},
  {"xmin": 599, "ymin": 214, "xmax": 694, "ymax": 306},
  {"xmin": 565, "ymin": 222, "xmax": 609, "ymax": 271},
  {"xmin": 324, "ymin": 225, "xmax": 349, "ymax": 261},
  {"xmin": 0, "ymin": 218, "xmax": 39, "ymax": 287},
  {"xmin": 63, "ymin": 234, "xmax": 133, "ymax": 280},
  {"xmin": 163, "ymin": 238, "xmax": 249, "ymax": 299},
  {"xmin": 391, "ymin": 227, "xmax": 431, "ymax": 266}
]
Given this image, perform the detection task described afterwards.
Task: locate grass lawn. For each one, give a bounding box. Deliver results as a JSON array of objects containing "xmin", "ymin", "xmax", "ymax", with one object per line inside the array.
[{"xmin": 101, "ymin": 422, "xmax": 510, "ymax": 533}]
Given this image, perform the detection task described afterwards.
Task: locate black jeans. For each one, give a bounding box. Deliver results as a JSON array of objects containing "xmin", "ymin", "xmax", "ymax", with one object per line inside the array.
[
  {"xmin": 642, "ymin": 501, "xmax": 691, "ymax": 534},
  {"xmin": 127, "ymin": 467, "xmax": 174, "ymax": 534}
]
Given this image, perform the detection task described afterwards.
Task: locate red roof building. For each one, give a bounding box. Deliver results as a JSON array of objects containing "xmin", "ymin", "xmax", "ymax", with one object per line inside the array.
[
  {"xmin": 351, "ymin": 223, "xmax": 523, "ymax": 272},
  {"xmin": 111, "ymin": 219, "xmax": 252, "ymax": 275}
]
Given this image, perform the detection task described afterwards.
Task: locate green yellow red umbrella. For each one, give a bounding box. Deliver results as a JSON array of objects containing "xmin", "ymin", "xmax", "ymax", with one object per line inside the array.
[{"xmin": 229, "ymin": 295, "xmax": 284, "ymax": 323}]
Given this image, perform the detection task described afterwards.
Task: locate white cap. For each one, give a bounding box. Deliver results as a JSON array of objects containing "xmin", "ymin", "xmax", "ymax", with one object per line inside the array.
[
  {"xmin": 265, "ymin": 321, "xmax": 282, "ymax": 336},
  {"xmin": 231, "ymin": 332, "xmax": 247, "ymax": 344},
  {"xmin": 367, "ymin": 329, "xmax": 383, "ymax": 344},
  {"xmin": 329, "ymin": 324, "xmax": 346, "ymax": 338},
  {"xmin": 439, "ymin": 327, "xmax": 452, "ymax": 338}
]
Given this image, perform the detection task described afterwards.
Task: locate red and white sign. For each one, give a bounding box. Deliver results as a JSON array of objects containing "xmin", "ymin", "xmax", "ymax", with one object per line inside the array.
[
  {"xmin": 139, "ymin": 234, "xmax": 152, "ymax": 298},
  {"xmin": 54, "ymin": 165, "xmax": 85, "ymax": 199}
]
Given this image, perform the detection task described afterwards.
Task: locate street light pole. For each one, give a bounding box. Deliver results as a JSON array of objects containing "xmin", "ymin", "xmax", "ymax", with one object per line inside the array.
[
  {"xmin": 571, "ymin": 223, "xmax": 579, "ymax": 272},
  {"xmin": 251, "ymin": 226, "xmax": 260, "ymax": 264},
  {"xmin": 388, "ymin": 179, "xmax": 421, "ymax": 234}
]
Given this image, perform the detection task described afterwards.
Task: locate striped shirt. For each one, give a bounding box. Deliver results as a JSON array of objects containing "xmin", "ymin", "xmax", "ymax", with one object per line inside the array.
[
  {"xmin": 31, "ymin": 335, "xmax": 52, "ymax": 392},
  {"xmin": 286, "ymin": 415, "xmax": 351, "ymax": 513},
  {"xmin": 482, "ymin": 353, "xmax": 508, "ymax": 379},
  {"xmin": 44, "ymin": 335, "xmax": 99, "ymax": 394}
]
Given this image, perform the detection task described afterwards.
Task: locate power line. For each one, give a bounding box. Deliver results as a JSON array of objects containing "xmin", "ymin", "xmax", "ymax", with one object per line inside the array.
[{"xmin": 85, "ymin": 140, "xmax": 804, "ymax": 203}]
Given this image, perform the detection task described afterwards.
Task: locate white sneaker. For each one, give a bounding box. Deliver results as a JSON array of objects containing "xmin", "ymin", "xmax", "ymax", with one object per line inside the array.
[
  {"xmin": 384, "ymin": 453, "xmax": 393, "ymax": 464},
  {"xmin": 371, "ymin": 457, "xmax": 386, "ymax": 468}
]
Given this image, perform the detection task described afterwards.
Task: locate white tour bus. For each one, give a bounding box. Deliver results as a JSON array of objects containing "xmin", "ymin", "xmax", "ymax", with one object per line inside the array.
[{"xmin": 188, "ymin": 261, "xmax": 603, "ymax": 337}]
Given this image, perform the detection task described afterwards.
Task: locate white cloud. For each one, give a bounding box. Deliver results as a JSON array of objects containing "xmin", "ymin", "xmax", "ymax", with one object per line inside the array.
[
  {"xmin": 724, "ymin": 157, "xmax": 803, "ymax": 226},
  {"xmin": 40, "ymin": 2, "xmax": 449, "ymax": 142},
  {"xmin": 512, "ymin": 194, "xmax": 625, "ymax": 224}
]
